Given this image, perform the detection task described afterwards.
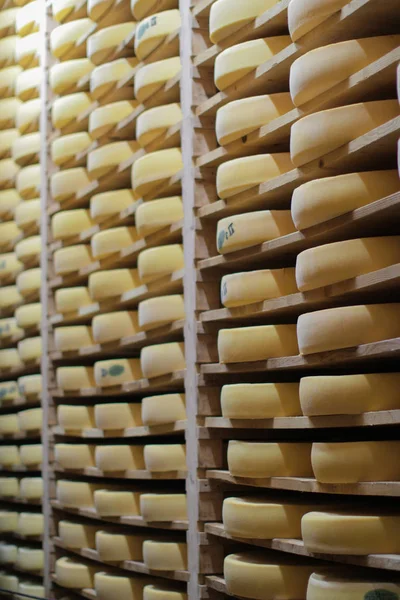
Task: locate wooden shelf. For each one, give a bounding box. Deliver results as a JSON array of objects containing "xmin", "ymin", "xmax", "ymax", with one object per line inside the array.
[
  {"xmin": 0, "ymin": 396, "xmax": 41, "ymax": 415},
  {"xmin": 53, "ymin": 420, "xmax": 186, "ymax": 439},
  {"xmin": 0, "ymin": 359, "xmax": 41, "ymax": 384},
  {"xmin": 0, "ymin": 465, "xmax": 41, "ymax": 474},
  {"xmin": 0, "ymin": 430, "xmax": 41, "ymax": 442},
  {"xmin": 0, "ymin": 495, "xmax": 42, "ymax": 506},
  {"xmin": 205, "ymin": 523, "xmax": 400, "ymax": 572},
  {"xmin": 54, "ymin": 466, "xmax": 187, "ymax": 481},
  {"xmin": 51, "ymin": 500, "xmax": 188, "ymax": 531}
]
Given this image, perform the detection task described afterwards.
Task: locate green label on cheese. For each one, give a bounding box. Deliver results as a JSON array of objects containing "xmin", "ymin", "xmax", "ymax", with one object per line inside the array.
[{"xmin": 365, "ymin": 591, "xmax": 399, "ymax": 600}]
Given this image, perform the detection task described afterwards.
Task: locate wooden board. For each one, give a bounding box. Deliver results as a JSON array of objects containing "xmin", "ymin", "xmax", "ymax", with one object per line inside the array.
[{"xmin": 53, "ymin": 421, "xmax": 187, "ymax": 439}]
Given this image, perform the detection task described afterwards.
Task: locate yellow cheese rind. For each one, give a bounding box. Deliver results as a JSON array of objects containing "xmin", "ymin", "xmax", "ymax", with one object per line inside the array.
[
  {"xmin": 95, "ymin": 445, "xmax": 145, "ymax": 471},
  {"xmin": 17, "ymin": 98, "xmax": 41, "ymax": 134},
  {"xmin": 143, "ymin": 540, "xmax": 187, "ymax": 571},
  {"xmin": 57, "ymin": 479, "xmax": 99, "ymax": 508},
  {"xmin": 17, "ymin": 512, "xmax": 43, "ymax": 536},
  {"xmin": 300, "ymin": 373, "xmax": 400, "ymax": 416},
  {"xmin": 0, "ymin": 66, "xmax": 22, "ymax": 97},
  {"xmin": 217, "ymin": 210, "xmax": 295, "ymax": 255},
  {"xmin": 214, "ymin": 37, "xmax": 290, "ymax": 91},
  {"xmin": 0, "ymin": 36, "xmax": 18, "ymax": 69},
  {"xmin": 94, "ymin": 489, "xmax": 141, "ymax": 516},
  {"xmin": 218, "ymin": 324, "xmax": 298, "ymax": 363},
  {"xmin": 18, "ymin": 336, "xmax": 43, "ymax": 362},
  {"xmin": 16, "ymin": 267, "xmax": 41, "ymax": 296},
  {"xmin": 140, "ymin": 493, "xmax": 187, "ymax": 522},
  {"xmin": 0, "ymin": 286, "xmax": 23, "ymax": 310},
  {"xmin": 88, "ymin": 22, "xmax": 136, "ymax": 66},
  {"xmin": 50, "ymin": 58, "xmax": 94, "ymax": 95},
  {"xmin": 221, "ymin": 383, "xmax": 301, "ymax": 419},
  {"xmin": 221, "ymin": 268, "xmax": 297, "ymax": 308},
  {"xmin": 92, "ymin": 311, "xmax": 140, "ymax": 344},
  {"xmin": 51, "ymin": 167, "xmax": 91, "ymax": 203},
  {"xmin": 0, "ymin": 190, "xmax": 20, "ymax": 217},
  {"xmin": 55, "ymin": 286, "xmax": 92, "ymax": 314},
  {"xmin": 18, "ymin": 374, "xmax": 41, "ymax": 397},
  {"xmin": 89, "ymin": 268, "xmax": 141, "ymax": 300},
  {"xmin": 132, "ymin": 148, "xmax": 183, "ymax": 198},
  {"xmin": 50, "ymin": 18, "xmax": 94, "ymax": 60},
  {"xmin": 88, "ymin": 141, "xmax": 138, "ymax": 179},
  {"xmin": 210, "ymin": 0, "xmax": 280, "ymax": 44},
  {"xmin": 0, "ymin": 477, "xmax": 19, "ymax": 497},
  {"xmin": 288, "ymin": 0, "xmax": 350, "ymax": 41},
  {"xmin": 15, "ymin": 302, "xmax": 41, "ymax": 329},
  {"xmin": 290, "ymin": 101, "xmax": 399, "ymax": 167},
  {"xmin": 18, "ymin": 584, "xmax": 45, "ymax": 598},
  {"xmin": 138, "ymin": 244, "xmax": 184, "ymax": 283},
  {"xmin": 302, "ymin": 511, "xmax": 400, "ymax": 555},
  {"xmin": 53, "ymin": 244, "xmax": 93, "ymax": 274},
  {"xmin": 90, "ymin": 189, "xmax": 135, "ymax": 221},
  {"xmin": 297, "ymin": 304, "xmax": 400, "ymax": 355},
  {"xmin": 56, "ymin": 366, "xmax": 95, "ymax": 391},
  {"xmin": 94, "ymin": 358, "xmax": 142, "ymax": 388},
  {"xmin": 135, "ymin": 196, "xmax": 183, "ymax": 237},
  {"xmin": 16, "ymin": 164, "xmax": 40, "ymax": 199},
  {"xmin": 88, "ymin": 0, "xmax": 133, "ymax": 22},
  {"xmin": 0, "ymin": 573, "xmax": 18, "ymax": 591},
  {"xmin": 55, "ymin": 557, "xmax": 97, "ymax": 589},
  {"xmin": 144, "ymin": 444, "xmax": 186, "ymax": 472},
  {"xmin": 0, "ymin": 8, "xmax": 20, "ymax": 36},
  {"xmin": 51, "ymin": 208, "xmax": 93, "ymax": 240},
  {"xmin": 224, "ymin": 553, "xmax": 314, "ymax": 600},
  {"xmin": 89, "ymin": 101, "xmax": 137, "ymax": 139},
  {"xmin": 18, "ymin": 407, "xmax": 42, "ymax": 431},
  {"xmin": 140, "ymin": 342, "xmax": 185, "ymax": 379},
  {"xmin": 0, "ymin": 253, "xmax": 23, "ymax": 280},
  {"xmin": 0, "ymin": 98, "xmax": 22, "ymax": 129},
  {"xmin": 16, "ymin": 1, "xmax": 39, "ymax": 36},
  {"xmin": 227, "ymin": 440, "xmax": 313, "ymax": 478},
  {"xmin": 134, "ymin": 57, "xmax": 181, "ymax": 103},
  {"xmin": 312, "ymin": 441, "xmax": 400, "ymax": 483},
  {"xmin": 52, "ymin": 93, "xmax": 92, "ymax": 131},
  {"xmin": 20, "ymin": 443, "xmax": 42, "ymax": 466},
  {"xmin": 217, "ymin": 153, "xmax": 293, "ymax": 199},
  {"xmin": 0, "ymin": 348, "xmax": 23, "ymax": 371},
  {"xmin": 91, "ymin": 226, "xmax": 138, "ymax": 259},
  {"xmin": 292, "ymin": 171, "xmax": 400, "ymax": 230},
  {"xmin": 0, "ymin": 129, "xmax": 19, "ymax": 158},
  {"xmin": 54, "ymin": 325, "xmax": 93, "ymax": 352},
  {"xmin": 144, "ymin": 585, "xmax": 187, "ymax": 600},
  {"xmin": 12, "ymin": 131, "xmax": 40, "ymax": 165},
  {"xmin": 307, "ymin": 571, "xmax": 400, "ymax": 600},
  {"xmin": 90, "ymin": 57, "xmax": 138, "ymax": 99},
  {"xmin": 14, "ymin": 199, "xmax": 40, "ymax": 229},
  {"xmin": 0, "ymin": 543, "xmax": 18, "ymax": 565},
  {"xmin": 94, "ymin": 402, "xmax": 142, "ymax": 430},
  {"xmin": 95, "ymin": 572, "xmax": 147, "ymax": 600},
  {"xmin": 141, "ymin": 393, "xmax": 186, "ymax": 425},
  {"xmin": 0, "ymin": 380, "xmax": 19, "ymax": 402},
  {"xmin": 0, "ymin": 414, "xmax": 19, "ymax": 434},
  {"xmin": 59, "ymin": 521, "xmax": 97, "ymax": 549},
  {"xmin": 138, "ymin": 295, "xmax": 184, "ymax": 330},
  {"xmin": 136, "ymin": 104, "xmax": 182, "ymax": 147},
  {"xmin": 57, "ymin": 405, "xmax": 95, "ymax": 433},
  {"xmin": 55, "ymin": 443, "xmax": 95, "ymax": 469},
  {"xmin": 19, "ymin": 477, "xmax": 43, "ymax": 500},
  {"xmin": 0, "ymin": 511, "xmax": 19, "ymax": 531},
  {"xmin": 134, "ymin": 10, "xmax": 181, "ymax": 60},
  {"xmin": 51, "ymin": 132, "xmax": 92, "ymax": 167},
  {"xmin": 131, "ymin": 0, "xmax": 178, "ymax": 20},
  {"xmin": 16, "ymin": 32, "xmax": 40, "ymax": 69},
  {"xmin": 0, "ymin": 159, "xmax": 19, "ymax": 189},
  {"xmin": 15, "ymin": 235, "xmax": 41, "ymax": 262},
  {"xmin": 96, "ymin": 530, "xmax": 145, "ymax": 561}
]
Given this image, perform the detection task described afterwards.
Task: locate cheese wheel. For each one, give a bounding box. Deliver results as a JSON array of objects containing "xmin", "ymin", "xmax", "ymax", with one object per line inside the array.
[
  {"xmin": 16, "ymin": 268, "xmax": 40, "ymax": 297},
  {"xmin": 95, "ymin": 572, "xmax": 146, "ymax": 600},
  {"xmin": 131, "ymin": 0, "xmax": 178, "ymax": 20},
  {"xmin": 210, "ymin": 0, "xmax": 281, "ymax": 43},
  {"xmin": 288, "ymin": 0, "xmax": 350, "ymax": 41},
  {"xmin": 18, "ymin": 584, "xmax": 45, "ymax": 598},
  {"xmin": 138, "ymin": 295, "xmax": 184, "ymax": 330},
  {"xmin": 144, "ymin": 444, "xmax": 186, "ymax": 472},
  {"xmin": 0, "ymin": 511, "xmax": 18, "ymax": 531},
  {"xmin": 16, "ymin": 164, "xmax": 40, "ymax": 199},
  {"xmin": 88, "ymin": 22, "xmax": 135, "ymax": 65},
  {"xmin": 300, "ymin": 373, "xmax": 400, "ymax": 416},
  {"xmin": 57, "ymin": 479, "xmax": 100, "ymax": 508},
  {"xmin": 55, "ymin": 443, "xmax": 95, "ymax": 469},
  {"xmin": 292, "ymin": 171, "xmax": 400, "ymax": 230},
  {"xmin": 53, "ymin": 244, "xmax": 93, "ymax": 274},
  {"xmin": 217, "ymin": 210, "xmax": 294, "ymax": 255},
  {"xmin": 132, "ymin": 148, "xmax": 183, "ymax": 198},
  {"xmin": 56, "ymin": 366, "xmax": 95, "ymax": 391},
  {"xmin": 51, "ymin": 132, "xmax": 92, "ymax": 167},
  {"xmin": 50, "ymin": 58, "xmax": 94, "ymax": 95},
  {"xmin": 140, "ymin": 493, "xmax": 187, "ymax": 522},
  {"xmin": 90, "ymin": 189, "xmax": 135, "ymax": 220},
  {"xmin": 0, "ymin": 9, "xmax": 19, "ymax": 37},
  {"xmin": 0, "ymin": 348, "xmax": 23, "ymax": 371},
  {"xmin": 88, "ymin": 0, "xmax": 133, "ymax": 21},
  {"xmin": 17, "ymin": 512, "xmax": 43, "ymax": 536},
  {"xmin": 216, "ymin": 93, "xmax": 294, "ymax": 145},
  {"xmin": 89, "ymin": 268, "xmax": 141, "ymax": 300},
  {"xmin": 54, "ymin": 325, "xmax": 93, "ymax": 351},
  {"xmin": 14, "ymin": 199, "xmax": 40, "ymax": 229},
  {"xmin": 91, "ymin": 226, "xmax": 138, "ymax": 259},
  {"xmin": 55, "ymin": 286, "xmax": 92, "ymax": 313},
  {"xmin": 224, "ymin": 553, "xmax": 314, "ymax": 600},
  {"xmin": 95, "ymin": 445, "xmax": 145, "ymax": 471},
  {"xmin": 0, "ymin": 285, "xmax": 22, "ymax": 309},
  {"xmin": 228, "ymin": 441, "xmax": 313, "ymax": 478},
  {"xmin": 143, "ymin": 540, "xmax": 187, "ymax": 571},
  {"xmin": 297, "ymin": 304, "xmax": 400, "ymax": 355},
  {"xmin": 138, "ymin": 244, "xmax": 184, "ymax": 283},
  {"xmin": 16, "ymin": 98, "xmax": 41, "ymax": 134},
  {"xmin": 290, "ymin": 101, "xmax": 399, "ymax": 167},
  {"xmin": 0, "ymin": 66, "xmax": 22, "ymax": 97},
  {"xmin": 20, "ymin": 443, "xmax": 42, "ymax": 466},
  {"xmin": 0, "ymin": 253, "xmax": 23, "ymax": 280},
  {"xmin": 0, "ymin": 413, "xmax": 19, "ymax": 433},
  {"xmin": 16, "ymin": 1, "xmax": 39, "ymax": 36},
  {"xmin": 19, "ymin": 477, "xmax": 43, "ymax": 499},
  {"xmin": 55, "ymin": 557, "xmax": 97, "ymax": 589},
  {"xmin": 136, "ymin": 104, "xmax": 182, "ymax": 148},
  {"xmin": 307, "ymin": 571, "xmax": 400, "ymax": 600},
  {"xmin": 312, "ymin": 441, "xmax": 400, "ymax": 483},
  {"xmin": 141, "ymin": 393, "xmax": 186, "ymax": 425},
  {"xmin": 0, "ymin": 477, "xmax": 19, "ymax": 497},
  {"xmin": 221, "ymin": 268, "xmax": 297, "ymax": 308},
  {"xmin": 92, "ymin": 311, "xmax": 140, "ymax": 344},
  {"xmin": 218, "ymin": 324, "xmax": 298, "ymax": 363},
  {"xmin": 0, "ymin": 98, "xmax": 22, "ymax": 129},
  {"xmin": 134, "ymin": 57, "xmax": 181, "ymax": 103},
  {"xmin": 141, "ymin": 342, "xmax": 185, "ymax": 378},
  {"xmin": 0, "ymin": 543, "xmax": 17, "ymax": 565},
  {"xmin": 223, "ymin": 497, "xmax": 316, "ymax": 539},
  {"xmin": 59, "ymin": 521, "xmax": 97, "ymax": 549},
  {"xmin": 15, "ymin": 303, "xmax": 41, "ymax": 329},
  {"xmin": 57, "ymin": 405, "xmax": 95, "ymax": 432},
  {"xmin": 12, "ymin": 131, "xmax": 39, "ymax": 165},
  {"xmin": 51, "ymin": 208, "xmax": 93, "ymax": 240},
  {"xmin": 51, "ymin": 168, "xmax": 91, "ymax": 203},
  {"xmin": 52, "ymin": 0, "xmax": 88, "ymax": 23},
  {"xmin": 18, "ymin": 374, "xmax": 41, "ymax": 397},
  {"xmin": 135, "ymin": 10, "xmax": 180, "ymax": 60},
  {"xmin": 217, "ymin": 153, "xmax": 293, "ymax": 199},
  {"xmin": 0, "ymin": 189, "xmax": 20, "ymax": 216},
  {"xmin": 90, "ymin": 57, "xmax": 138, "ymax": 100},
  {"xmin": 94, "ymin": 489, "xmax": 142, "ymax": 516},
  {"xmin": 297, "ymin": 237, "xmax": 400, "ymax": 292},
  {"xmin": 0, "ymin": 36, "xmax": 18, "ymax": 69},
  {"xmin": 144, "ymin": 586, "xmax": 187, "ymax": 600},
  {"xmin": 0, "ymin": 129, "xmax": 19, "ymax": 157},
  {"xmin": 0, "ymin": 573, "xmax": 18, "ymax": 590},
  {"xmin": 302, "ymin": 511, "xmax": 400, "ymax": 555},
  {"xmin": 290, "ymin": 37, "xmax": 400, "ymax": 107},
  {"xmin": 18, "ymin": 335, "xmax": 41, "ymax": 363},
  {"xmin": 214, "ymin": 37, "xmax": 290, "ymax": 91},
  {"xmin": 221, "ymin": 383, "xmax": 301, "ymax": 419},
  {"xmin": 51, "ymin": 19, "xmax": 94, "ymax": 61},
  {"xmin": 15, "ymin": 235, "xmax": 41, "ymax": 262},
  {"xmin": 52, "ymin": 93, "xmax": 92, "ymax": 131},
  {"xmin": 0, "ymin": 380, "xmax": 19, "ymax": 402},
  {"xmin": 89, "ymin": 100, "xmax": 137, "ymax": 139},
  {"xmin": 18, "ymin": 407, "xmax": 42, "ymax": 431},
  {"xmin": 95, "ymin": 402, "xmax": 142, "ymax": 430},
  {"xmin": 16, "ymin": 32, "xmax": 40, "ymax": 68},
  {"xmin": 0, "ymin": 158, "xmax": 19, "ymax": 188},
  {"xmin": 96, "ymin": 531, "xmax": 145, "ymax": 561},
  {"xmin": 135, "ymin": 196, "xmax": 183, "ymax": 237},
  {"xmin": 88, "ymin": 141, "xmax": 138, "ymax": 179},
  {"xmin": 94, "ymin": 358, "xmax": 143, "ymax": 387}
]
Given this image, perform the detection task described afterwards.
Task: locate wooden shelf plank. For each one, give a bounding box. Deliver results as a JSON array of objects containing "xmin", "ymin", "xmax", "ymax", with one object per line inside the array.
[
  {"xmin": 0, "ymin": 495, "xmax": 42, "ymax": 506},
  {"xmin": 0, "ymin": 431, "xmax": 41, "ymax": 442},
  {"xmin": 0, "ymin": 359, "xmax": 41, "ymax": 384},
  {"xmin": 53, "ymin": 421, "xmax": 187, "ymax": 439},
  {"xmin": 54, "ymin": 466, "xmax": 187, "ymax": 481}
]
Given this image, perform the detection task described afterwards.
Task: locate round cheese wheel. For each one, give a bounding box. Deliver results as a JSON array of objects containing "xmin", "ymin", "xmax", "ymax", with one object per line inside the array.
[
  {"xmin": 140, "ymin": 493, "xmax": 187, "ymax": 522},
  {"xmin": 0, "ymin": 380, "xmax": 19, "ymax": 402},
  {"xmin": 144, "ymin": 585, "xmax": 187, "ymax": 600},
  {"xmin": 18, "ymin": 374, "xmax": 41, "ymax": 397},
  {"xmin": 51, "ymin": 167, "xmax": 91, "ymax": 203},
  {"xmin": 95, "ymin": 572, "xmax": 147, "ymax": 600},
  {"xmin": 92, "ymin": 311, "xmax": 140, "ymax": 344},
  {"xmin": 50, "ymin": 58, "xmax": 94, "ymax": 95},
  {"xmin": 54, "ymin": 325, "xmax": 93, "ymax": 352},
  {"xmin": 0, "ymin": 159, "xmax": 19, "ymax": 189},
  {"xmin": 55, "ymin": 556, "xmax": 97, "ymax": 589},
  {"xmin": 0, "ymin": 36, "xmax": 18, "ymax": 69},
  {"xmin": 0, "ymin": 253, "xmax": 23, "ymax": 279},
  {"xmin": 0, "ymin": 317, "xmax": 23, "ymax": 340},
  {"xmin": 0, "ymin": 66, "xmax": 22, "ymax": 97},
  {"xmin": 94, "ymin": 358, "xmax": 143, "ymax": 387},
  {"xmin": 0, "ymin": 477, "xmax": 19, "ymax": 497},
  {"xmin": 20, "ymin": 443, "xmax": 42, "ymax": 466},
  {"xmin": 288, "ymin": 0, "xmax": 350, "ymax": 41},
  {"xmin": 136, "ymin": 104, "xmax": 182, "ymax": 148},
  {"xmin": 59, "ymin": 520, "xmax": 97, "ymax": 549},
  {"xmin": 16, "ymin": 268, "xmax": 40, "ymax": 297},
  {"xmin": 95, "ymin": 445, "xmax": 145, "ymax": 471},
  {"xmin": 91, "ymin": 226, "xmax": 138, "ymax": 259},
  {"xmin": 141, "ymin": 393, "xmax": 186, "ymax": 426},
  {"xmin": 14, "ymin": 199, "xmax": 41, "ymax": 229},
  {"xmin": 135, "ymin": 196, "xmax": 183, "ymax": 237},
  {"xmin": 16, "ymin": 1, "xmax": 40, "ymax": 37},
  {"xmin": 17, "ymin": 512, "xmax": 43, "ymax": 536},
  {"xmin": 96, "ymin": 530, "xmax": 145, "ymax": 561},
  {"xmin": 0, "ymin": 285, "xmax": 22, "ymax": 309},
  {"xmin": 227, "ymin": 440, "xmax": 313, "ymax": 478},
  {"xmin": 210, "ymin": 0, "xmax": 281, "ymax": 43},
  {"xmin": 218, "ymin": 324, "xmax": 298, "ymax": 363},
  {"xmin": 143, "ymin": 540, "xmax": 187, "ymax": 570},
  {"xmin": 18, "ymin": 407, "xmax": 42, "ymax": 431},
  {"xmin": 0, "ymin": 98, "xmax": 22, "ymax": 129},
  {"xmin": 55, "ymin": 443, "xmax": 95, "ymax": 469},
  {"xmin": 50, "ymin": 18, "xmax": 94, "ymax": 61},
  {"xmin": 0, "ymin": 129, "xmax": 19, "ymax": 158},
  {"xmin": 0, "ymin": 189, "xmax": 20, "ymax": 217},
  {"xmin": 0, "ymin": 413, "xmax": 19, "ymax": 434},
  {"xmin": 140, "ymin": 341, "xmax": 185, "ymax": 378},
  {"xmin": 16, "ymin": 98, "xmax": 40, "ymax": 135},
  {"xmin": 0, "ymin": 8, "xmax": 20, "ymax": 37},
  {"xmin": 90, "ymin": 189, "xmax": 135, "ymax": 220},
  {"xmin": 94, "ymin": 489, "xmax": 142, "ymax": 516},
  {"xmin": 95, "ymin": 402, "xmax": 142, "ymax": 430},
  {"xmin": 88, "ymin": 0, "xmax": 133, "ymax": 22},
  {"xmin": 0, "ymin": 543, "xmax": 17, "ymax": 565},
  {"xmin": 0, "ymin": 511, "xmax": 18, "ymax": 532},
  {"xmin": 16, "ymin": 164, "xmax": 40, "ymax": 199},
  {"xmin": 88, "ymin": 22, "xmax": 135, "ymax": 65},
  {"xmin": 221, "ymin": 383, "xmax": 301, "ymax": 419},
  {"xmin": 55, "ymin": 286, "xmax": 92, "ymax": 314},
  {"xmin": 88, "ymin": 141, "xmax": 138, "ymax": 179},
  {"xmin": 90, "ymin": 57, "xmax": 138, "ymax": 100},
  {"xmin": 131, "ymin": 0, "xmax": 178, "ymax": 20},
  {"xmin": 15, "ymin": 303, "xmax": 41, "ymax": 329},
  {"xmin": 307, "ymin": 571, "xmax": 400, "ymax": 600},
  {"xmin": 18, "ymin": 583, "xmax": 45, "ymax": 598},
  {"xmin": 52, "ymin": 93, "xmax": 92, "ymax": 131},
  {"xmin": 138, "ymin": 294, "xmax": 184, "ymax": 330},
  {"xmin": 51, "ymin": 208, "xmax": 93, "ymax": 240},
  {"xmin": 56, "ymin": 366, "xmax": 95, "ymax": 391},
  {"xmin": 137, "ymin": 244, "xmax": 184, "ymax": 283},
  {"xmin": 57, "ymin": 404, "xmax": 95, "ymax": 432},
  {"xmin": 51, "ymin": 132, "xmax": 92, "ymax": 167},
  {"xmin": 297, "ymin": 303, "xmax": 400, "ymax": 355},
  {"xmin": 57, "ymin": 479, "xmax": 100, "ymax": 508},
  {"xmin": 144, "ymin": 444, "xmax": 186, "ymax": 472},
  {"xmin": 134, "ymin": 10, "xmax": 181, "ymax": 60},
  {"xmin": 0, "ymin": 348, "xmax": 23, "ymax": 371},
  {"xmin": 89, "ymin": 100, "xmax": 137, "ymax": 139},
  {"xmin": 132, "ymin": 148, "xmax": 183, "ymax": 198},
  {"xmin": 221, "ymin": 268, "xmax": 298, "ymax": 308},
  {"xmin": 19, "ymin": 477, "xmax": 43, "ymax": 499},
  {"xmin": 52, "ymin": 0, "xmax": 88, "ymax": 23},
  {"xmin": 12, "ymin": 131, "xmax": 39, "ymax": 165},
  {"xmin": 53, "ymin": 244, "xmax": 93, "ymax": 274},
  {"xmin": 214, "ymin": 37, "xmax": 290, "ymax": 91},
  {"xmin": 0, "ymin": 573, "xmax": 18, "ymax": 591},
  {"xmin": 16, "ymin": 32, "xmax": 40, "ymax": 69},
  {"xmin": 88, "ymin": 268, "xmax": 141, "ymax": 300},
  {"xmin": 15, "ymin": 235, "xmax": 41, "ymax": 263},
  {"xmin": 134, "ymin": 57, "xmax": 181, "ymax": 103}
]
